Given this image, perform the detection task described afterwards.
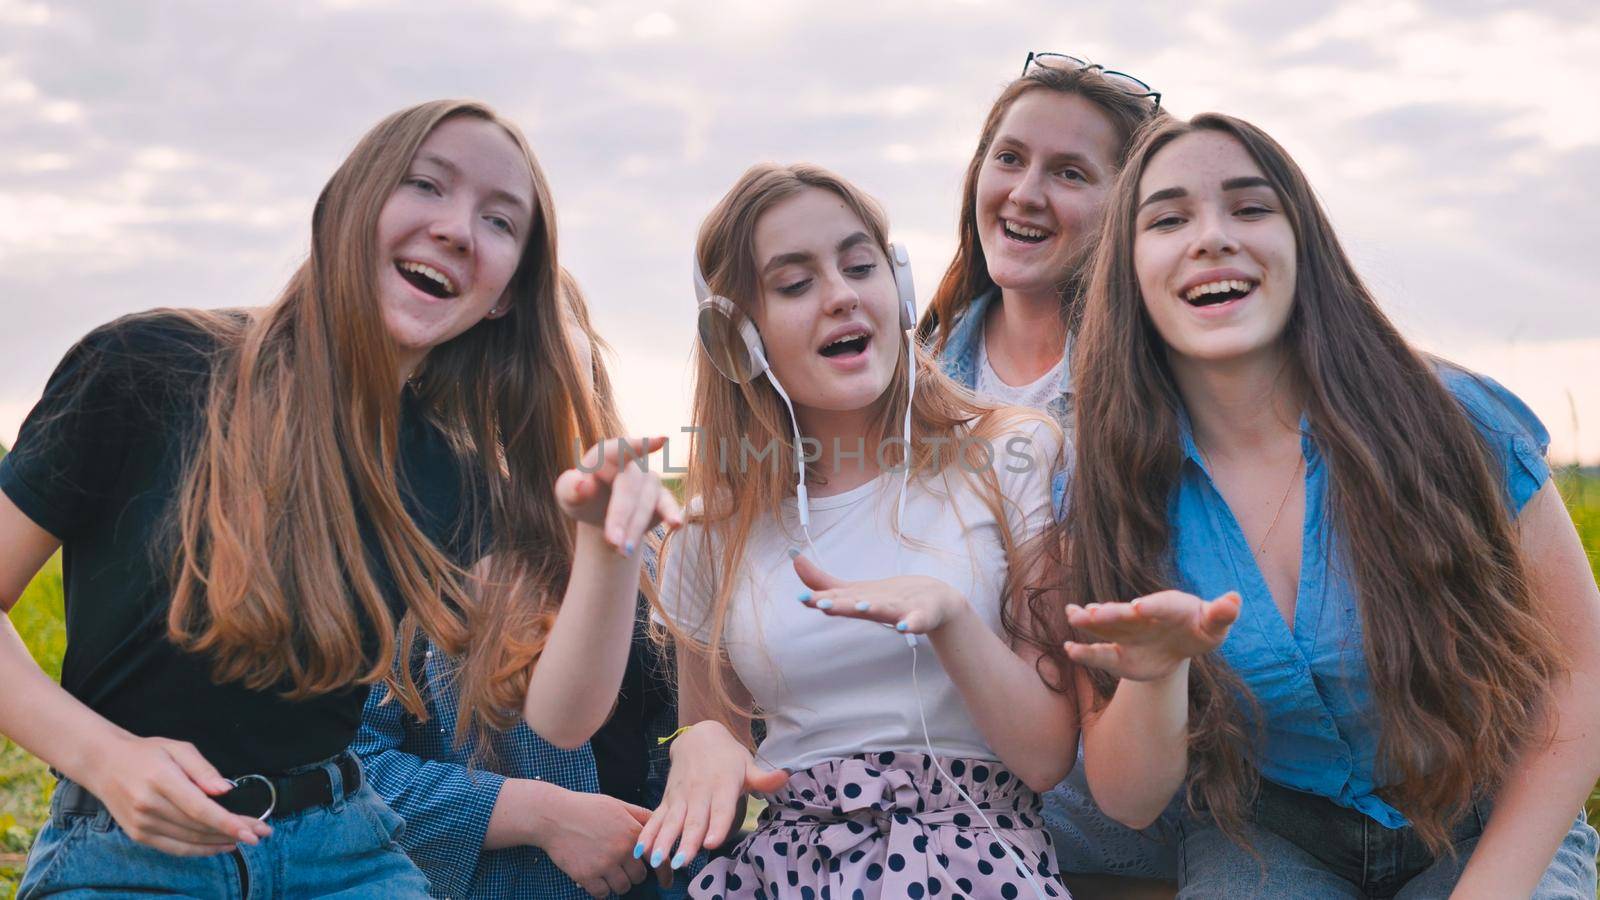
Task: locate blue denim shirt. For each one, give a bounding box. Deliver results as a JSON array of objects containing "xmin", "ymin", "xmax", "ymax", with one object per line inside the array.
[
  {"xmin": 1171, "ymin": 365, "xmax": 1551, "ymax": 828},
  {"xmin": 935, "ymin": 287, "xmax": 1075, "ymax": 513},
  {"xmin": 935, "ymin": 287, "xmax": 1074, "ymax": 422},
  {"xmin": 353, "ymin": 554, "xmax": 690, "ymax": 898}
]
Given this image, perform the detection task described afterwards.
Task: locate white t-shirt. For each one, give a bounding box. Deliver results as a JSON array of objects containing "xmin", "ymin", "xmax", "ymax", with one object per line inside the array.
[
  {"xmin": 659, "ymin": 418, "xmax": 1060, "ymax": 773},
  {"xmin": 975, "ymin": 333, "xmax": 1066, "ymax": 413}
]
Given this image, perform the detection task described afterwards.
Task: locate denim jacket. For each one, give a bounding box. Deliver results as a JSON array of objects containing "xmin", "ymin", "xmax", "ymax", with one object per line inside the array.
[
  {"xmin": 934, "ymin": 287, "xmax": 1074, "ymax": 424},
  {"xmin": 934, "ymin": 287, "xmax": 1074, "ymax": 514}
]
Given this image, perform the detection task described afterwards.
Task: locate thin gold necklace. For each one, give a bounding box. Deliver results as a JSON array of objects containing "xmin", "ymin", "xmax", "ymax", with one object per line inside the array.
[{"xmin": 1200, "ymin": 445, "xmax": 1304, "ymax": 557}]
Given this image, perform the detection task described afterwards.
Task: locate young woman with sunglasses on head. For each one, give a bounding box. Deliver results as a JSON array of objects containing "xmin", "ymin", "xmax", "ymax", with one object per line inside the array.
[
  {"xmin": 1052, "ymin": 111, "xmax": 1600, "ymax": 898},
  {"xmin": 1, "ymin": 99, "xmax": 676, "ymax": 897},
  {"xmin": 920, "ymin": 52, "xmax": 1164, "ymax": 426},
  {"xmin": 920, "ymin": 52, "xmax": 1180, "ymax": 900}
]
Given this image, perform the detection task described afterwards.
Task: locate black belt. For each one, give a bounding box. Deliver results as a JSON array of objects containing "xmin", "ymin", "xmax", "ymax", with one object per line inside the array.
[
  {"xmin": 56, "ymin": 751, "xmax": 362, "ymax": 822},
  {"xmin": 1251, "ymin": 777, "xmax": 1484, "ymax": 890}
]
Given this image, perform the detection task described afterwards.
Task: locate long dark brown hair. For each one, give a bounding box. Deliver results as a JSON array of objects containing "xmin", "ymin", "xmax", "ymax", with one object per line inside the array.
[
  {"xmin": 919, "ymin": 62, "xmax": 1165, "ymax": 352},
  {"xmin": 165, "ymin": 100, "xmax": 612, "ymax": 746},
  {"xmin": 1048, "ymin": 112, "xmax": 1564, "ymax": 850}
]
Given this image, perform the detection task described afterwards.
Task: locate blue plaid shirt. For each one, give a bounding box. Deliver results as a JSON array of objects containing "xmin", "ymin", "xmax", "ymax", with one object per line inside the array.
[
  {"xmin": 355, "ymin": 650, "xmax": 597, "ymax": 900},
  {"xmin": 354, "ymin": 582, "xmax": 690, "ymax": 898}
]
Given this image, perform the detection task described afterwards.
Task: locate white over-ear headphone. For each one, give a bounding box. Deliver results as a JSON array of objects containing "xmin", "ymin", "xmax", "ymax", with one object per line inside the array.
[
  {"xmin": 690, "ymin": 239, "xmax": 917, "ymax": 547},
  {"xmin": 692, "ymin": 241, "xmax": 916, "ymax": 384},
  {"xmin": 887, "ymin": 242, "xmax": 917, "ymax": 333}
]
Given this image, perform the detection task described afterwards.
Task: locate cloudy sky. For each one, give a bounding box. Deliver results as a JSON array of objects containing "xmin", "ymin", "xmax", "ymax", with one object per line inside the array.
[{"xmin": 2, "ymin": 0, "xmax": 1597, "ymax": 462}]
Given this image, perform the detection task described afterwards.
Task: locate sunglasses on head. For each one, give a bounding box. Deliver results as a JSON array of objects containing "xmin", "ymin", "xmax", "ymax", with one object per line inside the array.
[{"xmin": 1022, "ymin": 51, "xmax": 1162, "ymax": 109}]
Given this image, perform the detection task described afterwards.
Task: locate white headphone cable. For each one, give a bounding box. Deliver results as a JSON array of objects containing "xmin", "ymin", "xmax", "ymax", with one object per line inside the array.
[
  {"xmin": 897, "ymin": 330, "xmax": 1049, "ymax": 900},
  {"xmin": 766, "ymin": 369, "xmax": 822, "ymax": 561},
  {"xmin": 774, "ymin": 299, "xmax": 1050, "ymax": 899}
]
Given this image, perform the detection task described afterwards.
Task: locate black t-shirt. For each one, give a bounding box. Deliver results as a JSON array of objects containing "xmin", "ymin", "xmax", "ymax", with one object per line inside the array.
[
  {"xmin": 0, "ymin": 312, "xmax": 484, "ymax": 776},
  {"xmin": 589, "ymin": 593, "xmax": 675, "ymax": 806}
]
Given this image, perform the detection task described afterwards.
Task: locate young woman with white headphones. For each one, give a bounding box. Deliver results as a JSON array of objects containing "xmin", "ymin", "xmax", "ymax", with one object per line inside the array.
[{"xmin": 635, "ymin": 161, "xmax": 1226, "ymax": 899}]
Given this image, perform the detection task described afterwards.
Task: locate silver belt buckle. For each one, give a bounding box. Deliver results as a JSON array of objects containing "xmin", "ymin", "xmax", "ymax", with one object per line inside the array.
[{"xmin": 227, "ymin": 773, "xmax": 278, "ymax": 821}]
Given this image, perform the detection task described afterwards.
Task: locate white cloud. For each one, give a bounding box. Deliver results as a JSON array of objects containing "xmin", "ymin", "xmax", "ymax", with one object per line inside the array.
[
  {"xmin": 0, "ymin": 58, "xmax": 86, "ymax": 126},
  {"xmin": 881, "ymin": 143, "xmax": 918, "ymax": 163},
  {"xmin": 2, "ymin": 0, "xmax": 1597, "ymax": 466},
  {"xmin": 633, "ymin": 11, "xmax": 678, "ymax": 40},
  {"xmin": 8, "ymin": 152, "xmax": 71, "ymax": 173},
  {"xmin": 133, "ymin": 146, "xmax": 200, "ymax": 172},
  {"xmin": 0, "ymin": 70, "xmax": 39, "ymax": 103},
  {"xmin": 0, "ymin": 192, "xmax": 154, "ymax": 254},
  {"xmin": 1270, "ymin": 3, "xmax": 1600, "ymax": 152},
  {"xmin": 0, "ymin": 0, "xmax": 50, "ymax": 26},
  {"xmin": 1411, "ymin": 335, "xmax": 1600, "ymax": 465},
  {"xmin": 39, "ymin": 99, "xmax": 82, "ymax": 123},
  {"xmin": 798, "ymin": 85, "xmax": 941, "ymax": 119}
]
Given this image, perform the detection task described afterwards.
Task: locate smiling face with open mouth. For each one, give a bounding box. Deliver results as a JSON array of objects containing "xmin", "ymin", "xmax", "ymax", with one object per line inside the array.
[
  {"xmin": 375, "ymin": 115, "xmax": 535, "ymax": 376},
  {"xmin": 1133, "ymin": 130, "xmax": 1298, "ymax": 366},
  {"xmin": 975, "ymin": 90, "xmax": 1122, "ymax": 305},
  {"xmin": 750, "ymin": 187, "xmax": 902, "ymax": 419}
]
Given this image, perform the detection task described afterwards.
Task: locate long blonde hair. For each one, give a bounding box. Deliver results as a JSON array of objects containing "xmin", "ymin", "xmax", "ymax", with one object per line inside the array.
[
  {"xmin": 165, "ymin": 100, "xmax": 611, "ymax": 744},
  {"xmin": 661, "ymin": 163, "xmax": 1062, "ymax": 738}
]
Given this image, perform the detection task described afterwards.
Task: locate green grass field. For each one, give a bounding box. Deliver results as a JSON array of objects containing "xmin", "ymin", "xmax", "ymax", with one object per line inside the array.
[
  {"xmin": 1, "ymin": 471, "xmax": 1597, "ymax": 896},
  {"xmin": 0, "ymin": 554, "xmax": 62, "ymax": 894},
  {"xmin": 1564, "ymin": 468, "xmax": 1600, "ymax": 833}
]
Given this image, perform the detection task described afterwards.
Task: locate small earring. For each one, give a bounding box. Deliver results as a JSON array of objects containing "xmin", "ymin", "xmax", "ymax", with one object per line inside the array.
[{"xmin": 488, "ymin": 306, "xmax": 500, "ymax": 316}]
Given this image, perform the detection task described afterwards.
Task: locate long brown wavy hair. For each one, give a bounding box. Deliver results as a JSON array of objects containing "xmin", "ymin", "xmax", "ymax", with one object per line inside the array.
[
  {"xmin": 1050, "ymin": 112, "xmax": 1564, "ymax": 851},
  {"xmin": 661, "ymin": 163, "xmax": 1060, "ymax": 739},
  {"xmin": 425, "ymin": 267, "xmax": 632, "ymax": 747},
  {"xmin": 164, "ymin": 100, "xmax": 613, "ymax": 745},
  {"xmin": 918, "ymin": 61, "xmax": 1165, "ymax": 353}
]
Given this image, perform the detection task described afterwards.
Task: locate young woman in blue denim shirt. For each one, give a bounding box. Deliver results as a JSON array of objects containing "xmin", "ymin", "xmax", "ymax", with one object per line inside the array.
[
  {"xmin": 920, "ymin": 55, "xmax": 1163, "ymax": 428},
  {"xmin": 920, "ymin": 55, "xmax": 1178, "ymax": 899},
  {"xmin": 1053, "ymin": 111, "xmax": 1600, "ymax": 898},
  {"xmin": 0, "ymin": 100, "xmax": 677, "ymax": 897}
]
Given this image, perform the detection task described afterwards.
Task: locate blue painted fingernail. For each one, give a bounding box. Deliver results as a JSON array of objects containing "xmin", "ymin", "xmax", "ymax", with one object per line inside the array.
[
  {"xmin": 633, "ymin": 843, "xmax": 645, "ymax": 859},
  {"xmin": 797, "ymin": 591, "xmax": 812, "ymax": 603},
  {"xmin": 855, "ymin": 601, "xmax": 870, "ymax": 612},
  {"xmin": 671, "ymin": 852, "xmax": 687, "ymax": 870},
  {"xmin": 624, "ymin": 540, "xmax": 636, "ymax": 557},
  {"xmin": 896, "ymin": 622, "xmax": 909, "ymax": 632},
  {"xmin": 816, "ymin": 599, "xmax": 833, "ymax": 610},
  {"xmin": 650, "ymin": 849, "xmax": 664, "ymax": 867},
  {"xmin": 787, "ymin": 547, "xmax": 801, "ymax": 559}
]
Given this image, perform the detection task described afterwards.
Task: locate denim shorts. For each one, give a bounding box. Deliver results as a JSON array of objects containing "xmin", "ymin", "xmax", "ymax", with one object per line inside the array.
[
  {"xmin": 1176, "ymin": 780, "xmax": 1599, "ymax": 899},
  {"xmin": 18, "ymin": 755, "xmax": 433, "ymax": 899}
]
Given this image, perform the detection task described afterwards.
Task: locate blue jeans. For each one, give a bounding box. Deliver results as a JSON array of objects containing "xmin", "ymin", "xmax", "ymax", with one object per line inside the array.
[
  {"xmin": 18, "ymin": 757, "xmax": 432, "ymax": 899},
  {"xmin": 1177, "ymin": 782, "xmax": 1599, "ymax": 899},
  {"xmin": 1042, "ymin": 742, "xmax": 1180, "ymax": 879}
]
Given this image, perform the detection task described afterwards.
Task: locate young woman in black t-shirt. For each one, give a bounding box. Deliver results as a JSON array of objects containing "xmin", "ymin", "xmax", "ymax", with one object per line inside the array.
[{"xmin": 0, "ymin": 99, "xmax": 678, "ymax": 897}]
